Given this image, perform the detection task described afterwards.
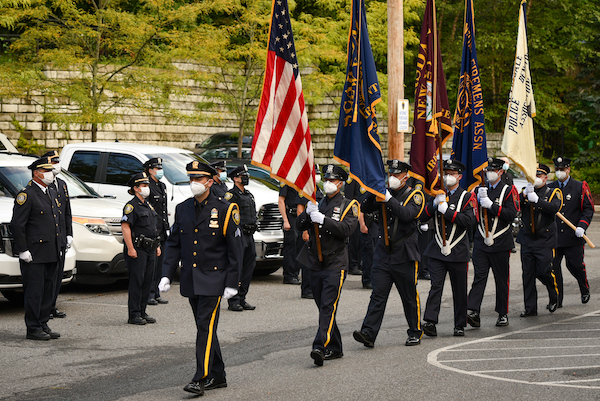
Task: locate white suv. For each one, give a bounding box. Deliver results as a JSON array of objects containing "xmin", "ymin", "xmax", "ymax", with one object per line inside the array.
[{"xmin": 61, "ymin": 142, "xmax": 284, "ymax": 273}]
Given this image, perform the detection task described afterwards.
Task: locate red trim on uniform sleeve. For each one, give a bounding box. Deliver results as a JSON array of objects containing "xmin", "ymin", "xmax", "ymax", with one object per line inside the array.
[
  {"xmin": 425, "ymin": 206, "xmax": 432, "ymax": 217},
  {"xmin": 580, "ymin": 220, "xmax": 590, "ymax": 227},
  {"xmin": 451, "ymin": 211, "xmax": 458, "ymax": 222},
  {"xmin": 497, "ymin": 205, "xmax": 502, "ymax": 217}
]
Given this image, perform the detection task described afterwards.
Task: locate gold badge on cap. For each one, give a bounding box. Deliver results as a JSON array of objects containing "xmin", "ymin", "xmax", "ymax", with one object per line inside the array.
[{"xmin": 16, "ymin": 192, "xmax": 27, "ymax": 205}]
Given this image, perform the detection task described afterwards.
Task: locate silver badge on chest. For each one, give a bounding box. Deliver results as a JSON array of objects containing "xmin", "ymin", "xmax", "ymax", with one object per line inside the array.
[{"xmin": 332, "ymin": 206, "xmax": 341, "ymax": 221}]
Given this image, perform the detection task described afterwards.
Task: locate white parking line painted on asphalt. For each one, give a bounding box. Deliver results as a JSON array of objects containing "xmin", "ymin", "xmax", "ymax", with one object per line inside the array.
[
  {"xmin": 442, "ymin": 353, "xmax": 600, "ymax": 363},
  {"xmin": 428, "ymin": 309, "xmax": 600, "ymax": 389},
  {"xmin": 67, "ymin": 301, "xmax": 128, "ymax": 308}
]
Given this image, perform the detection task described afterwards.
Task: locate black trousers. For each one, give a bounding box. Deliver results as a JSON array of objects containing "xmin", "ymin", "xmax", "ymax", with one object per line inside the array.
[
  {"xmin": 282, "ymin": 214, "xmax": 301, "ymax": 281},
  {"xmin": 310, "ymin": 269, "xmax": 345, "ymax": 353},
  {"xmin": 229, "ymin": 233, "xmax": 256, "ymax": 306},
  {"xmin": 149, "ymin": 239, "xmax": 167, "ymax": 301},
  {"xmin": 21, "ymin": 260, "xmax": 58, "ymax": 333},
  {"xmin": 520, "ymin": 245, "xmax": 559, "ymax": 313},
  {"xmin": 125, "ymin": 247, "xmax": 155, "ymax": 319},
  {"xmin": 189, "ymin": 295, "xmax": 224, "ymax": 382},
  {"xmin": 554, "ymin": 245, "xmax": 590, "ymax": 304},
  {"xmin": 361, "ymin": 260, "xmax": 422, "ymax": 340},
  {"xmin": 51, "ymin": 249, "xmax": 66, "ymax": 311},
  {"xmin": 467, "ymin": 247, "xmax": 511, "ymax": 315},
  {"xmin": 423, "ymin": 258, "xmax": 468, "ymax": 328},
  {"xmin": 299, "ymin": 231, "xmax": 312, "ymax": 297}
]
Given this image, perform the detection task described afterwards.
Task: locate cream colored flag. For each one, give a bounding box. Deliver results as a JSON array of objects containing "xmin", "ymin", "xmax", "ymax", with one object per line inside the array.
[{"xmin": 501, "ymin": 0, "xmax": 537, "ymax": 182}]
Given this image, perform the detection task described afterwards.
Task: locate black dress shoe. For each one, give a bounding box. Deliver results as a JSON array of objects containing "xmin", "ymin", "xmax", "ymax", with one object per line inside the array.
[
  {"xmin": 520, "ymin": 310, "xmax": 538, "ymax": 317},
  {"xmin": 362, "ymin": 282, "xmax": 372, "ymax": 289},
  {"xmin": 301, "ymin": 292, "xmax": 314, "ymax": 299},
  {"xmin": 323, "ymin": 350, "xmax": 343, "ymax": 360},
  {"xmin": 405, "ymin": 336, "xmax": 421, "ymax": 346},
  {"xmin": 128, "ymin": 317, "xmax": 147, "ymax": 325},
  {"xmin": 418, "ymin": 272, "xmax": 431, "ymax": 280},
  {"xmin": 453, "ymin": 327, "xmax": 465, "ymax": 337},
  {"xmin": 183, "ymin": 381, "xmax": 204, "ymax": 395},
  {"xmin": 422, "ymin": 321, "xmax": 437, "ymax": 337},
  {"xmin": 310, "ymin": 349, "xmax": 324, "ymax": 366},
  {"xmin": 496, "ymin": 315, "xmax": 509, "ymax": 327},
  {"xmin": 582, "ymin": 293, "xmax": 591, "ymax": 304},
  {"xmin": 51, "ymin": 309, "xmax": 66, "ymax": 318},
  {"xmin": 26, "ymin": 331, "xmax": 51, "ymax": 341},
  {"xmin": 142, "ymin": 314, "xmax": 156, "ymax": 323},
  {"xmin": 204, "ymin": 377, "xmax": 227, "ymax": 390},
  {"xmin": 156, "ymin": 297, "xmax": 169, "ymax": 304},
  {"xmin": 467, "ymin": 310, "xmax": 481, "ymax": 328},
  {"xmin": 228, "ymin": 303, "xmax": 244, "ymax": 312},
  {"xmin": 43, "ymin": 328, "xmax": 61, "ymax": 339},
  {"xmin": 147, "ymin": 299, "xmax": 159, "ymax": 306},
  {"xmin": 348, "ymin": 269, "xmax": 362, "ymax": 276},
  {"xmin": 283, "ymin": 277, "xmax": 301, "ymax": 285},
  {"xmin": 352, "ymin": 330, "xmax": 374, "ymax": 348},
  {"xmin": 240, "ymin": 301, "xmax": 256, "ymax": 310},
  {"xmin": 547, "ymin": 302, "xmax": 558, "ymax": 313}
]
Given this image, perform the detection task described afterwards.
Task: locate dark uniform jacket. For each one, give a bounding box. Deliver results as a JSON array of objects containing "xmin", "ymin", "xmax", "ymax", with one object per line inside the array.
[
  {"xmin": 162, "ymin": 192, "xmax": 243, "ymax": 297},
  {"xmin": 51, "ymin": 177, "xmax": 73, "ymax": 250},
  {"xmin": 548, "ymin": 178, "xmax": 594, "ymax": 247},
  {"xmin": 280, "ymin": 185, "xmax": 299, "ymax": 215},
  {"xmin": 212, "ymin": 180, "xmax": 228, "ymax": 200},
  {"xmin": 516, "ymin": 184, "xmax": 562, "ymax": 249},
  {"xmin": 122, "ymin": 196, "xmax": 160, "ymax": 247},
  {"xmin": 362, "ymin": 186, "xmax": 425, "ymax": 263},
  {"xmin": 296, "ymin": 192, "xmax": 359, "ymax": 271},
  {"xmin": 422, "ymin": 187, "xmax": 478, "ymax": 262},
  {"xmin": 226, "ymin": 185, "xmax": 257, "ymax": 235},
  {"xmin": 147, "ymin": 178, "xmax": 169, "ymax": 238},
  {"xmin": 11, "ymin": 181, "xmax": 60, "ymax": 263},
  {"xmin": 474, "ymin": 182, "xmax": 519, "ymax": 252}
]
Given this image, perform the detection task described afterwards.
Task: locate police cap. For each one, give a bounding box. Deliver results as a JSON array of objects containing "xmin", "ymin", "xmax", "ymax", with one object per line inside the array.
[
  {"xmin": 127, "ymin": 172, "xmax": 150, "ymax": 187},
  {"xmin": 387, "ymin": 159, "xmax": 411, "ymax": 174},
  {"xmin": 536, "ymin": 163, "xmax": 550, "ymax": 175},
  {"xmin": 41, "ymin": 150, "xmax": 60, "ymax": 163},
  {"xmin": 143, "ymin": 157, "xmax": 162, "ymax": 169},
  {"xmin": 553, "ymin": 156, "xmax": 571, "ymax": 169},
  {"xmin": 210, "ymin": 160, "xmax": 227, "ymax": 171},
  {"xmin": 443, "ymin": 159, "xmax": 466, "ymax": 173},
  {"xmin": 322, "ymin": 164, "xmax": 348, "ymax": 181},
  {"xmin": 228, "ymin": 164, "xmax": 249, "ymax": 179},
  {"xmin": 28, "ymin": 157, "xmax": 54, "ymax": 171},
  {"xmin": 186, "ymin": 160, "xmax": 217, "ymax": 178},
  {"xmin": 485, "ymin": 157, "xmax": 505, "ymax": 171}
]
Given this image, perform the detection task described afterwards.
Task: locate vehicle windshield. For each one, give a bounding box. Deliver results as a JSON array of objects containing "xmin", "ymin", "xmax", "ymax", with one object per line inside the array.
[
  {"xmin": 145, "ymin": 152, "xmax": 199, "ymax": 185},
  {"xmin": 0, "ymin": 165, "xmax": 100, "ymax": 198}
]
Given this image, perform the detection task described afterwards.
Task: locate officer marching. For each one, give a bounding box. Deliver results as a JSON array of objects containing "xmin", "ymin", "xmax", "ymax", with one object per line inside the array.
[
  {"xmin": 467, "ymin": 157, "xmax": 520, "ymax": 328},
  {"xmin": 296, "ymin": 164, "xmax": 359, "ymax": 366},
  {"xmin": 517, "ymin": 163, "xmax": 561, "ymax": 316},
  {"xmin": 121, "ymin": 172, "xmax": 161, "ymax": 325},
  {"xmin": 159, "ymin": 161, "xmax": 243, "ymax": 395},
  {"xmin": 353, "ymin": 160, "xmax": 425, "ymax": 348},
  {"xmin": 278, "ymin": 183, "xmax": 302, "ymax": 285},
  {"xmin": 548, "ymin": 157, "xmax": 594, "ymax": 306},
  {"xmin": 225, "ymin": 165, "xmax": 257, "ymax": 311}
]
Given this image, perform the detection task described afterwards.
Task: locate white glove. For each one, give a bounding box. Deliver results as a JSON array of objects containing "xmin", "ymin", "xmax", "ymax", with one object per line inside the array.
[
  {"xmin": 480, "ymin": 197, "xmax": 493, "ymax": 209},
  {"xmin": 306, "ymin": 201, "xmax": 318, "ymax": 215},
  {"xmin": 223, "ymin": 287, "xmax": 238, "ymax": 300},
  {"xmin": 434, "ymin": 193, "xmax": 446, "ymax": 206},
  {"xmin": 19, "ymin": 250, "xmax": 33, "ymax": 263},
  {"xmin": 524, "ymin": 183, "xmax": 534, "ymax": 195},
  {"xmin": 438, "ymin": 202, "xmax": 448, "ymax": 214},
  {"xmin": 575, "ymin": 227, "xmax": 585, "ymax": 238},
  {"xmin": 420, "ymin": 224, "xmax": 429, "ymax": 232},
  {"xmin": 158, "ymin": 277, "xmax": 171, "ymax": 293},
  {"xmin": 384, "ymin": 190, "xmax": 392, "ymax": 202},
  {"xmin": 478, "ymin": 187, "xmax": 488, "ymax": 199},
  {"xmin": 527, "ymin": 191, "xmax": 539, "ymax": 203},
  {"xmin": 66, "ymin": 235, "xmax": 73, "ymax": 248},
  {"xmin": 310, "ymin": 211, "xmax": 325, "ymax": 225}
]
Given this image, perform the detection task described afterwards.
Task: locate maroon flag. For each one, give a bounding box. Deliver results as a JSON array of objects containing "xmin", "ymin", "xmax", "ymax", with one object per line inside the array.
[{"xmin": 409, "ymin": 0, "xmax": 453, "ymax": 196}]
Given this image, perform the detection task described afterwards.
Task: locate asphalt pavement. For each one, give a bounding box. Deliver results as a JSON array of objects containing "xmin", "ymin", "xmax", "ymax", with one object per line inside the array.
[{"xmin": 1, "ymin": 221, "xmax": 600, "ymax": 400}]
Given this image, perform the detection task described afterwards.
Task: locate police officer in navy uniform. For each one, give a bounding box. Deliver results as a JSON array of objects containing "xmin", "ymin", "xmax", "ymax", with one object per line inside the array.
[
  {"xmin": 143, "ymin": 158, "xmax": 169, "ymax": 306},
  {"xmin": 549, "ymin": 157, "xmax": 594, "ymax": 306},
  {"xmin": 517, "ymin": 163, "xmax": 562, "ymax": 316},
  {"xmin": 11, "ymin": 157, "xmax": 62, "ymax": 340},
  {"xmin": 353, "ymin": 160, "xmax": 425, "ymax": 348},
  {"xmin": 210, "ymin": 160, "xmax": 229, "ymax": 199},
  {"xmin": 421, "ymin": 160, "xmax": 477, "ymax": 337},
  {"xmin": 158, "ymin": 161, "xmax": 243, "ymax": 396},
  {"xmin": 41, "ymin": 150, "xmax": 73, "ymax": 320},
  {"xmin": 467, "ymin": 157, "xmax": 520, "ymax": 328},
  {"xmin": 296, "ymin": 164, "xmax": 359, "ymax": 366},
  {"xmin": 278, "ymin": 183, "xmax": 302, "ymax": 284},
  {"xmin": 121, "ymin": 172, "xmax": 161, "ymax": 325},
  {"xmin": 225, "ymin": 164, "xmax": 257, "ymax": 311}
]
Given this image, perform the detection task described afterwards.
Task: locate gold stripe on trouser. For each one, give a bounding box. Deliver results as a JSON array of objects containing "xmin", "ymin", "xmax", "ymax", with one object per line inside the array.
[
  {"xmin": 203, "ymin": 296, "xmax": 222, "ymax": 379},
  {"xmin": 414, "ymin": 261, "xmax": 422, "ymax": 337},
  {"xmin": 324, "ymin": 270, "xmax": 345, "ymax": 348},
  {"xmin": 550, "ymin": 248, "xmax": 559, "ymax": 297}
]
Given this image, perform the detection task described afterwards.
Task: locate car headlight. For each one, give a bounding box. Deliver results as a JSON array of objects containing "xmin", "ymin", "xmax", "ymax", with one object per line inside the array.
[{"xmin": 72, "ymin": 217, "xmax": 111, "ymax": 235}]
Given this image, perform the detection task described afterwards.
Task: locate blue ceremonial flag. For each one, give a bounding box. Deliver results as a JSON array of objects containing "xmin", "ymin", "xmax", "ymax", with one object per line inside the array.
[
  {"xmin": 451, "ymin": 0, "xmax": 488, "ymax": 191},
  {"xmin": 334, "ymin": 0, "xmax": 386, "ymax": 199}
]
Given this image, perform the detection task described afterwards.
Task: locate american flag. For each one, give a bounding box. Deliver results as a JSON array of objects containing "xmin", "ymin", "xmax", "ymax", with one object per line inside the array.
[{"xmin": 252, "ymin": 0, "xmax": 315, "ymax": 202}]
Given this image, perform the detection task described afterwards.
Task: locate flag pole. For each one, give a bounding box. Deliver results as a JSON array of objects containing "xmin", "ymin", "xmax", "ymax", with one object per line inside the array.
[{"xmin": 480, "ymin": 171, "xmax": 490, "ymax": 241}]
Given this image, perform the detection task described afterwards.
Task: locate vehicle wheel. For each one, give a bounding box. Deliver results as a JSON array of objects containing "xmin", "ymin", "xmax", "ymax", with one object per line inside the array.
[{"xmin": 1, "ymin": 290, "xmax": 25, "ymax": 305}]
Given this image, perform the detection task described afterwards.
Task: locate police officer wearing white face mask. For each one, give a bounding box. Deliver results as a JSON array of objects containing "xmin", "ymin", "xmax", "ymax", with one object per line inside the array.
[
  {"xmin": 121, "ymin": 172, "xmax": 161, "ymax": 325},
  {"xmin": 210, "ymin": 160, "xmax": 229, "ymax": 199},
  {"xmin": 548, "ymin": 157, "xmax": 594, "ymax": 306},
  {"xmin": 517, "ymin": 163, "xmax": 562, "ymax": 317}
]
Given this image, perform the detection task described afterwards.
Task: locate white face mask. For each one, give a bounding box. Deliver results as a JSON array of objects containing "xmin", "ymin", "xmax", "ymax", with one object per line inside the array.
[
  {"xmin": 388, "ymin": 176, "xmax": 403, "ymax": 190},
  {"xmin": 190, "ymin": 181, "xmax": 207, "ymax": 197},
  {"xmin": 555, "ymin": 170, "xmax": 567, "ymax": 181},
  {"xmin": 534, "ymin": 177, "xmax": 544, "ymax": 188},
  {"xmin": 154, "ymin": 169, "xmax": 164, "ymax": 180},
  {"xmin": 219, "ymin": 171, "xmax": 227, "ymax": 182},
  {"xmin": 486, "ymin": 171, "xmax": 499, "ymax": 184},
  {"xmin": 41, "ymin": 171, "xmax": 54, "ymax": 185},
  {"xmin": 138, "ymin": 186, "xmax": 150, "ymax": 199},
  {"xmin": 443, "ymin": 174, "xmax": 457, "ymax": 188},
  {"xmin": 52, "ymin": 163, "xmax": 61, "ymax": 177},
  {"xmin": 323, "ymin": 181, "xmax": 339, "ymax": 195}
]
